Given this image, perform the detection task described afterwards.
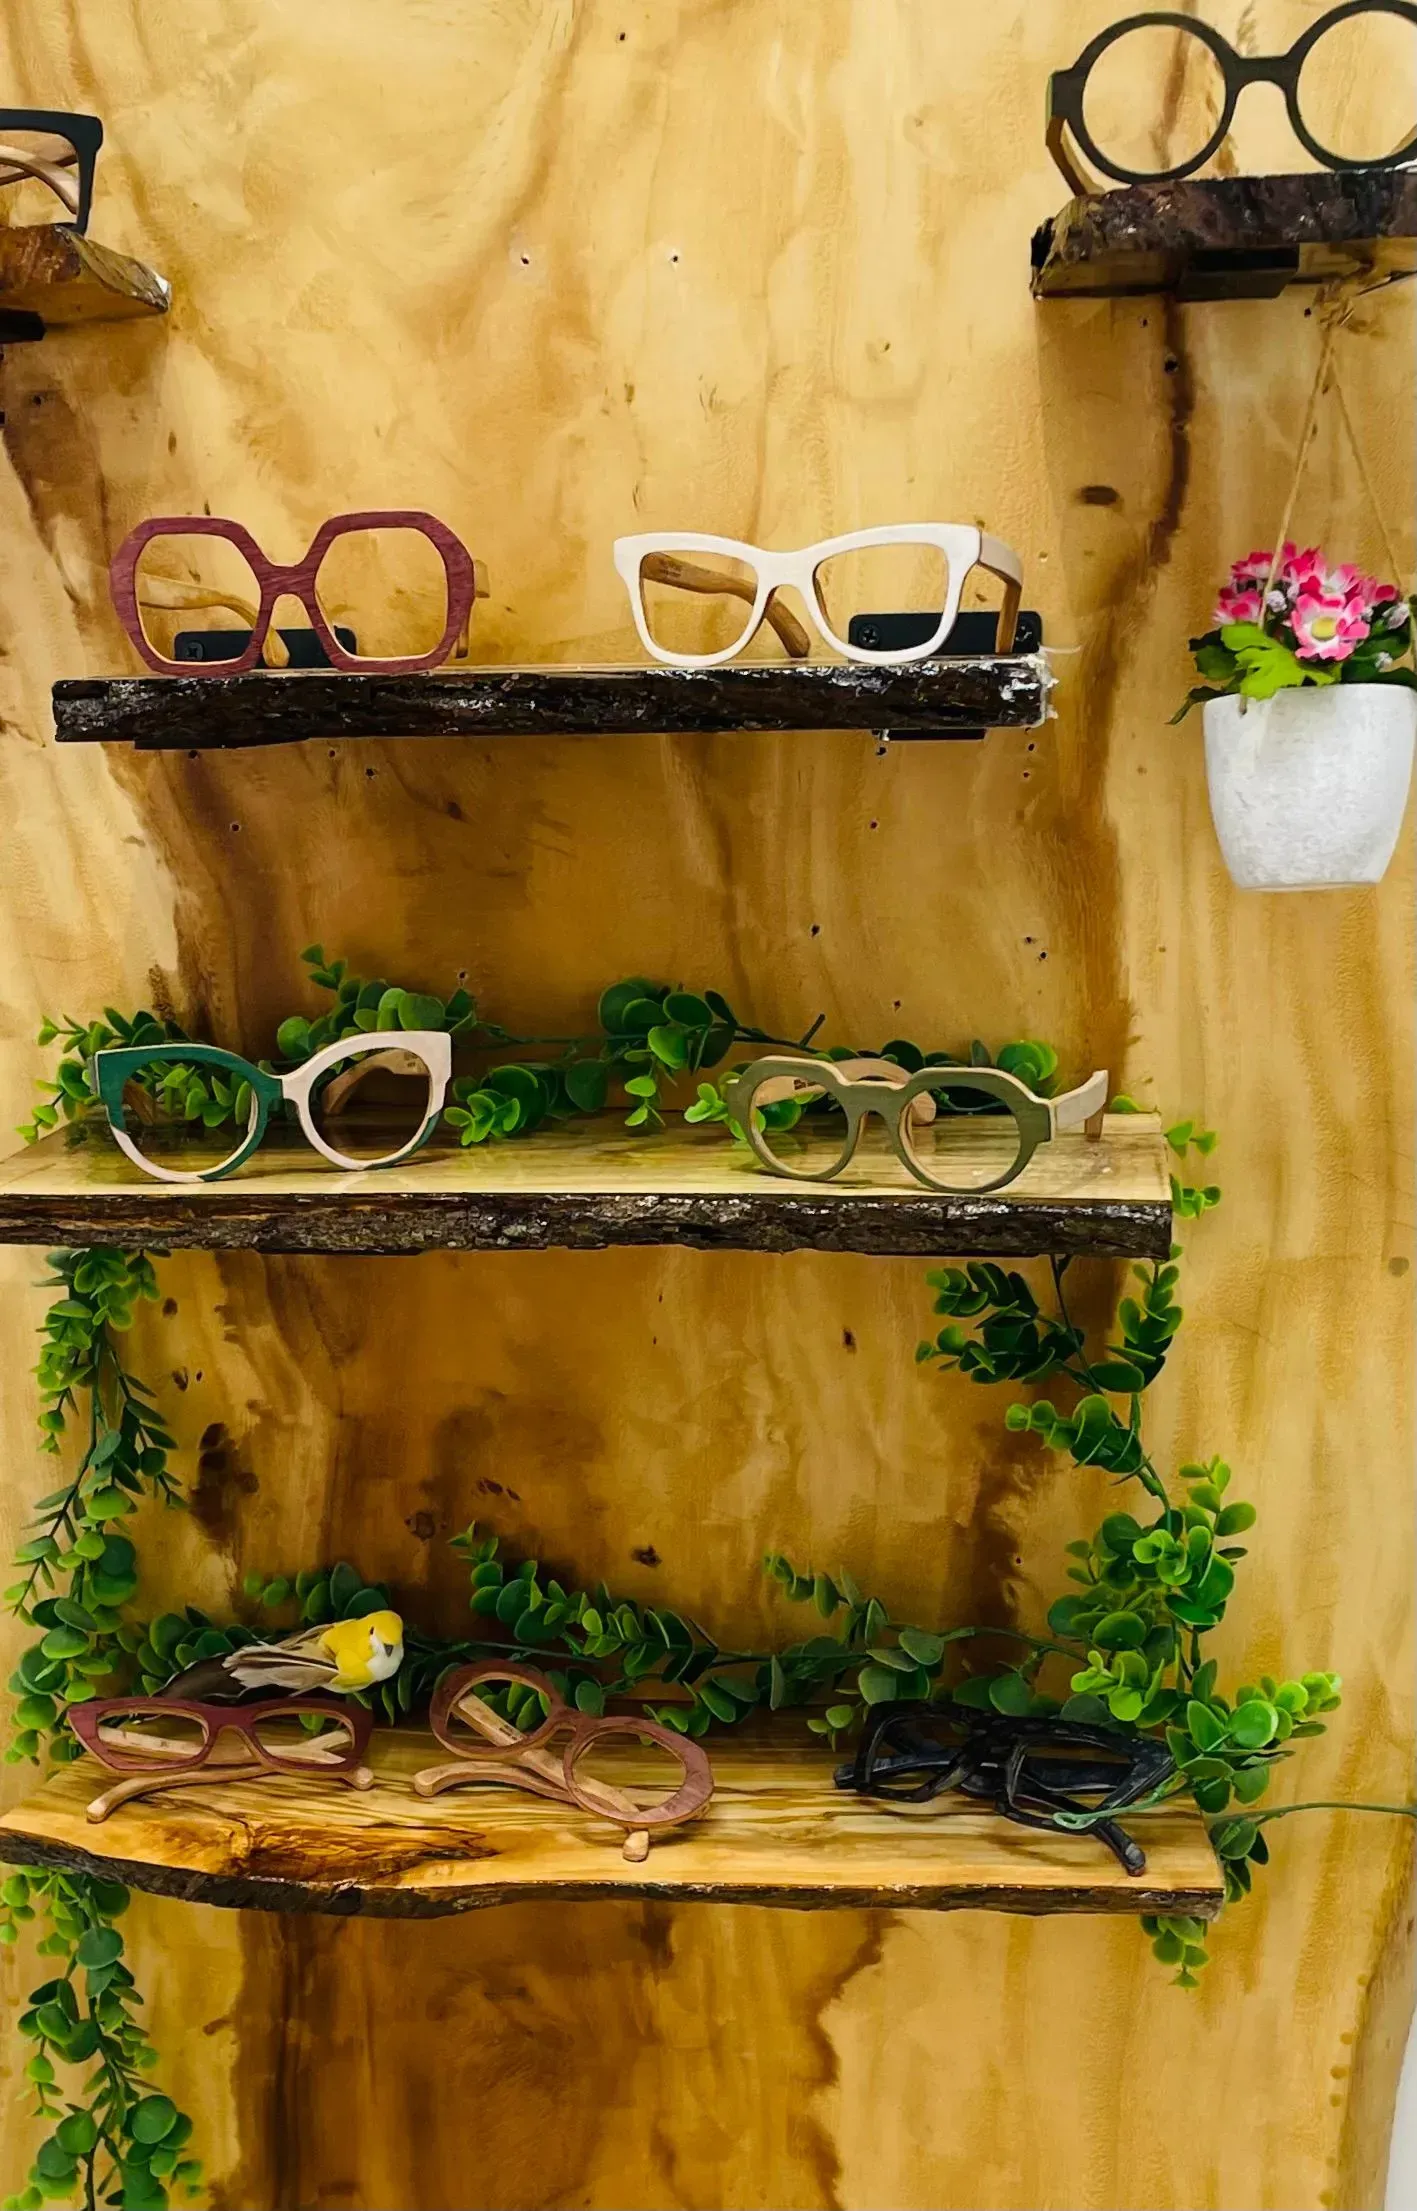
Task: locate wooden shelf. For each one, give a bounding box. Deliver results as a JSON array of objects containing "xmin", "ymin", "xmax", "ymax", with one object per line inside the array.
[
  {"xmin": 1031, "ymin": 170, "xmax": 1417, "ymax": 301},
  {"xmin": 51, "ymin": 655, "xmax": 1052, "ymax": 750},
  {"xmin": 0, "ymin": 1114, "xmax": 1170, "ymax": 1260},
  {"xmin": 0, "ymin": 224, "xmax": 170, "ymax": 340},
  {"xmin": 0, "ymin": 1728, "xmax": 1223, "ymax": 1920}
]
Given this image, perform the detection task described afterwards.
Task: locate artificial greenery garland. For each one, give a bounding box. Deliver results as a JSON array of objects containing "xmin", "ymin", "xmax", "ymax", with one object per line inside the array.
[
  {"xmin": 3, "ymin": 1252, "xmax": 198, "ymax": 2211},
  {"xmin": 19, "ymin": 944, "xmax": 1061, "ymax": 1150},
  {"xmin": 4, "ymin": 961, "xmax": 1404, "ymax": 2206}
]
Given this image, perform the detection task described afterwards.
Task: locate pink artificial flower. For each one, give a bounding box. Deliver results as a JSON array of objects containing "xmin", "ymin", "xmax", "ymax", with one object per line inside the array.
[
  {"xmin": 1278, "ymin": 543, "xmax": 1325, "ymax": 595},
  {"xmin": 1291, "ymin": 584, "xmax": 1371, "ymax": 662},
  {"xmin": 1214, "ymin": 581, "xmax": 1264, "ymax": 625},
  {"xmin": 1229, "ymin": 549, "xmax": 1274, "ymax": 588},
  {"xmin": 1354, "ymin": 572, "xmax": 1404, "ymax": 622}
]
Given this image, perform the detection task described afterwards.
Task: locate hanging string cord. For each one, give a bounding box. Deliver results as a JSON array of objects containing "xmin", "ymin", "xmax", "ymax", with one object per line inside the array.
[
  {"xmin": 1262, "ymin": 271, "xmax": 1416, "ymax": 609},
  {"xmin": 1330, "ymin": 366, "xmax": 1409, "ymax": 594}
]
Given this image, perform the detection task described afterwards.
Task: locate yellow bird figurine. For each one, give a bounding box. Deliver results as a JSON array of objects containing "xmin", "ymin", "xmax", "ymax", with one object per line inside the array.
[{"xmin": 166, "ymin": 1610, "xmax": 405, "ymax": 1704}]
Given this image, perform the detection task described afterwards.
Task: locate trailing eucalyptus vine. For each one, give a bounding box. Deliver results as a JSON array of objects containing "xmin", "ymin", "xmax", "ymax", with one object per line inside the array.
[
  {"xmin": 4, "ymin": 1253, "xmax": 198, "ymax": 2211},
  {"xmin": 4, "ymin": 964, "xmax": 1404, "ymax": 2200}
]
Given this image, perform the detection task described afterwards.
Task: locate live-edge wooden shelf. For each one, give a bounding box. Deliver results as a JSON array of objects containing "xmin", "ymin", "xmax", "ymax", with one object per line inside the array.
[
  {"xmin": 0, "ymin": 1114, "xmax": 1170, "ymax": 1260},
  {"xmin": 52, "ymin": 654, "xmax": 1053, "ymax": 750},
  {"xmin": 0, "ymin": 1729, "xmax": 1223, "ymax": 1921},
  {"xmin": 0, "ymin": 224, "xmax": 170, "ymax": 341},
  {"xmin": 1031, "ymin": 169, "xmax": 1417, "ymax": 301}
]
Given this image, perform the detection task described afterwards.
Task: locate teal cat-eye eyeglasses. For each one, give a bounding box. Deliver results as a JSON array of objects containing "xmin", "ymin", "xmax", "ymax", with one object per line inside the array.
[{"xmin": 90, "ymin": 1033, "xmax": 451, "ymax": 1184}]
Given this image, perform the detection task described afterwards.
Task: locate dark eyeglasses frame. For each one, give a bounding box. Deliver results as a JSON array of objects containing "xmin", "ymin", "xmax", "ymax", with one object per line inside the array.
[
  {"xmin": 1047, "ymin": 2, "xmax": 1417, "ymax": 195},
  {"xmin": 0, "ymin": 109, "xmax": 102, "ymax": 232},
  {"xmin": 110, "ymin": 511, "xmax": 481, "ymax": 676},
  {"xmin": 835, "ymin": 1703, "xmax": 1173, "ymax": 1875}
]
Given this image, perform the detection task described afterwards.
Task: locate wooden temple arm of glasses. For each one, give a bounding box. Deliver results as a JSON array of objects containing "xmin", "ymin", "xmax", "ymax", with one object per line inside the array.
[
  {"xmin": 448, "ymin": 559, "xmax": 490, "ymax": 661},
  {"xmin": 746, "ymin": 1056, "xmax": 936, "ymax": 1128},
  {"xmin": 94, "ymin": 1721, "xmax": 357, "ymax": 1768},
  {"xmin": 0, "ymin": 142, "xmax": 80, "ymax": 213},
  {"xmin": 84, "ymin": 1750, "xmax": 373, "ymax": 1824},
  {"xmin": 135, "ymin": 576, "xmax": 294, "ymax": 670},
  {"xmin": 1044, "ymin": 110, "xmax": 1104, "ymax": 199},
  {"xmin": 317, "ymin": 1048, "xmax": 433, "ymax": 1117},
  {"xmin": 976, "ymin": 534, "xmax": 1023, "ymax": 654},
  {"xmin": 639, "ymin": 552, "xmax": 811, "ymax": 658},
  {"xmin": 1048, "ymin": 1069, "xmax": 1108, "ymax": 1141},
  {"xmin": 432, "ymin": 1685, "xmax": 661, "ymax": 1853}
]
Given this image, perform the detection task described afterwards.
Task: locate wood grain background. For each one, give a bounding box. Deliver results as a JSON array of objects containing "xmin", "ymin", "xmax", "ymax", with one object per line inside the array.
[{"xmin": 0, "ymin": 3, "xmax": 1411, "ymax": 2205}]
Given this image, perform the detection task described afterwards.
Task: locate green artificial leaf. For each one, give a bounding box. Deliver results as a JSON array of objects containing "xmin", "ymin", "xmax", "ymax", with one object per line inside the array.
[
  {"xmin": 38, "ymin": 1626, "xmax": 88, "ymax": 1661},
  {"xmin": 857, "ymin": 1664, "xmax": 903, "ymax": 1706},
  {"xmin": 1194, "ymin": 638, "xmax": 1238, "ymax": 681},
  {"xmin": 988, "ymin": 1672, "xmax": 1034, "ymax": 1716},
  {"xmin": 129, "ymin": 2097, "xmax": 179, "ymax": 2147},
  {"xmin": 618, "ymin": 997, "xmax": 666, "ymax": 1036},
  {"xmin": 1219, "ymin": 621, "xmax": 1309, "ymax": 701},
  {"xmin": 276, "ymin": 1017, "xmax": 312, "ymax": 1059},
  {"xmin": 897, "ymin": 1626, "xmax": 946, "ymax": 1667},
  {"xmin": 75, "ymin": 1925, "xmax": 123, "ymax": 1969},
  {"xmin": 598, "ymin": 979, "xmax": 659, "ymax": 1033},
  {"xmin": 1229, "ymin": 1699, "xmax": 1279, "ymax": 1750},
  {"xmin": 1047, "ymin": 1595, "xmax": 1091, "ymax": 1637},
  {"xmin": 1089, "ymin": 1358, "xmax": 1147, "ymax": 1393},
  {"xmin": 1186, "ymin": 1701, "xmax": 1224, "ymax": 1753},
  {"xmin": 33, "ymin": 2143, "xmax": 77, "ymax": 2185},
  {"xmin": 1060, "ymin": 1693, "xmax": 1112, "ymax": 1726},
  {"xmin": 1093, "ymin": 1612, "xmax": 1148, "ymax": 1651},
  {"xmin": 563, "ymin": 1059, "xmax": 609, "ymax": 1113},
  {"xmin": 663, "ymin": 992, "xmax": 713, "ymax": 1028},
  {"xmin": 647, "ymin": 1025, "xmax": 689, "ymax": 1069}
]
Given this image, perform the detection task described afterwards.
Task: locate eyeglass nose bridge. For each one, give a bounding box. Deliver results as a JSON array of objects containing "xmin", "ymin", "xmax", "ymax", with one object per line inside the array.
[{"xmin": 1228, "ymin": 50, "xmax": 1284, "ymax": 86}]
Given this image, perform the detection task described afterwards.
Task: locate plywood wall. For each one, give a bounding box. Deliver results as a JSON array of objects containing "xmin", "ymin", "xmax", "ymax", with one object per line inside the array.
[{"xmin": 0, "ymin": 3, "xmax": 1413, "ymax": 2206}]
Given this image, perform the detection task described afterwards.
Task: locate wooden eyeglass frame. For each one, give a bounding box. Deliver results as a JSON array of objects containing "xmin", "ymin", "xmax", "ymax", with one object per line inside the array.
[
  {"xmin": 110, "ymin": 512, "xmax": 484, "ymax": 675},
  {"xmin": 0, "ymin": 109, "xmax": 102, "ymax": 231},
  {"xmin": 1046, "ymin": 2, "xmax": 1417, "ymax": 196},
  {"xmin": 614, "ymin": 525, "xmax": 1023, "ymax": 668},
  {"xmin": 414, "ymin": 1660, "xmax": 714, "ymax": 1863},
  {"xmin": 91, "ymin": 1033, "xmax": 452, "ymax": 1184},
  {"xmin": 68, "ymin": 1694, "xmax": 375, "ymax": 1824},
  {"xmin": 720, "ymin": 1056, "xmax": 1108, "ymax": 1194}
]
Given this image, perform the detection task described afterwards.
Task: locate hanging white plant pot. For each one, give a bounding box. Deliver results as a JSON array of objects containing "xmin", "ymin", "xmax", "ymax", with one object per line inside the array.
[{"xmin": 1202, "ymin": 684, "xmax": 1417, "ymax": 891}]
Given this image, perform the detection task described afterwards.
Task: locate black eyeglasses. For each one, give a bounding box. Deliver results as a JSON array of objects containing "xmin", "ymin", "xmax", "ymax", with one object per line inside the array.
[
  {"xmin": 835, "ymin": 1704, "xmax": 1173, "ymax": 1875},
  {"xmin": 0, "ymin": 109, "xmax": 102, "ymax": 232},
  {"xmin": 1047, "ymin": 3, "xmax": 1417, "ymax": 195}
]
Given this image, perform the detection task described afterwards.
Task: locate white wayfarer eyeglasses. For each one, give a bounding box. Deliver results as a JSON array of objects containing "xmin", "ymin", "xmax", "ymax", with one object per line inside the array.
[{"xmin": 613, "ymin": 524, "xmax": 1023, "ymax": 669}]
